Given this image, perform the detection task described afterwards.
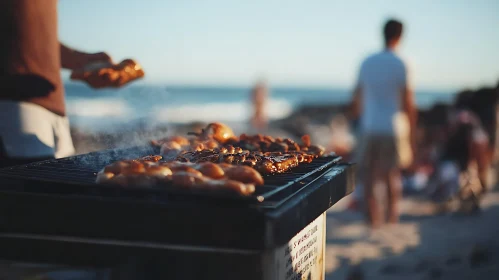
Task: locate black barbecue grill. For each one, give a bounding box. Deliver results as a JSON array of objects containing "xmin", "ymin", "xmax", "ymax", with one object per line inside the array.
[{"xmin": 0, "ymin": 146, "xmax": 355, "ymax": 280}]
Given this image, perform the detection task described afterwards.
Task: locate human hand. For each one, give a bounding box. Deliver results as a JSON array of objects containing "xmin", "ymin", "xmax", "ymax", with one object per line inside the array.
[
  {"xmin": 60, "ymin": 44, "xmax": 113, "ymax": 71},
  {"xmin": 74, "ymin": 68, "xmax": 120, "ymax": 89},
  {"xmin": 68, "ymin": 52, "xmax": 113, "ymax": 72},
  {"xmin": 70, "ymin": 59, "xmax": 145, "ymax": 89},
  {"xmin": 79, "ymin": 52, "xmax": 113, "ymax": 71}
]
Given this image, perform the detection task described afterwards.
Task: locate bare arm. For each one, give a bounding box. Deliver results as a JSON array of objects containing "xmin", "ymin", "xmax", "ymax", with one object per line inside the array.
[
  {"xmin": 403, "ymin": 89, "xmax": 418, "ymax": 162},
  {"xmin": 60, "ymin": 43, "xmax": 112, "ymax": 71},
  {"xmin": 349, "ymin": 63, "xmax": 363, "ymax": 120},
  {"xmin": 402, "ymin": 65, "xmax": 418, "ymax": 154},
  {"xmin": 402, "ymin": 86, "xmax": 417, "ymax": 135},
  {"xmin": 349, "ymin": 84, "xmax": 362, "ymax": 120}
]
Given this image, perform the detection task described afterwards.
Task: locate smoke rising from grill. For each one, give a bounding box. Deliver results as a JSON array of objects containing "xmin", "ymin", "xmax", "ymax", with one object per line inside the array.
[{"xmin": 70, "ymin": 86, "xmax": 206, "ymax": 168}]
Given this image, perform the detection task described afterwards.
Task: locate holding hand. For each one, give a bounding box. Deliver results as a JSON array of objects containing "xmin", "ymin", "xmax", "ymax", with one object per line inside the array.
[
  {"xmin": 61, "ymin": 43, "xmax": 113, "ymax": 70},
  {"xmin": 86, "ymin": 52, "xmax": 113, "ymax": 65},
  {"xmin": 70, "ymin": 58, "xmax": 145, "ymax": 89},
  {"xmin": 60, "ymin": 43, "xmax": 144, "ymax": 89}
]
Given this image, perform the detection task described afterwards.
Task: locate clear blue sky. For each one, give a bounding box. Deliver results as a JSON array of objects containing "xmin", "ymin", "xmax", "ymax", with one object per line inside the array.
[{"xmin": 59, "ymin": 0, "xmax": 499, "ymax": 91}]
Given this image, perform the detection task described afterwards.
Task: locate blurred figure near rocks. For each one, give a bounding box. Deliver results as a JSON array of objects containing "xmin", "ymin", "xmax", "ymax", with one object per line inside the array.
[
  {"xmin": 426, "ymin": 106, "xmax": 492, "ymax": 213},
  {"xmin": 250, "ymin": 80, "xmax": 269, "ymax": 131},
  {"xmin": 454, "ymin": 82, "xmax": 499, "ymax": 165},
  {"xmin": 349, "ymin": 19, "xmax": 417, "ymax": 228}
]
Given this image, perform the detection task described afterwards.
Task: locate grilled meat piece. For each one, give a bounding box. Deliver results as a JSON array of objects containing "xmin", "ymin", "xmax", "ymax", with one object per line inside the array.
[
  {"xmin": 152, "ymin": 123, "xmax": 325, "ymax": 158},
  {"xmin": 136, "ymin": 155, "xmax": 163, "ymax": 162},
  {"xmin": 97, "ymin": 160, "xmax": 172, "ymax": 187},
  {"xmin": 151, "ymin": 123, "xmax": 325, "ymax": 174},
  {"xmin": 226, "ymin": 133, "xmax": 324, "ymax": 156},
  {"xmin": 187, "ymin": 122, "xmax": 237, "ymax": 144},
  {"xmin": 301, "ymin": 134, "xmax": 311, "ymax": 147},
  {"xmin": 175, "ymin": 149, "xmax": 302, "ymax": 174},
  {"xmin": 172, "ymin": 172, "xmax": 255, "ymax": 196},
  {"xmin": 96, "ymin": 156, "xmax": 263, "ymax": 195},
  {"xmin": 151, "ymin": 136, "xmax": 190, "ymax": 147}
]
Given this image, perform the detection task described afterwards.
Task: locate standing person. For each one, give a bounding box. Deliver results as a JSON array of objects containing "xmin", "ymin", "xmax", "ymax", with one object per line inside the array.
[
  {"xmin": 0, "ymin": 0, "xmax": 126, "ymax": 169},
  {"xmin": 250, "ymin": 80, "xmax": 269, "ymax": 131},
  {"xmin": 349, "ymin": 19, "xmax": 417, "ymax": 228},
  {"xmin": 0, "ymin": 1, "xmax": 133, "ymax": 279}
]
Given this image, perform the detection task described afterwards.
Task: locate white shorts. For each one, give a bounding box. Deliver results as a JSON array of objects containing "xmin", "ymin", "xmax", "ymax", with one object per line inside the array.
[{"xmin": 0, "ymin": 101, "xmax": 75, "ymax": 159}]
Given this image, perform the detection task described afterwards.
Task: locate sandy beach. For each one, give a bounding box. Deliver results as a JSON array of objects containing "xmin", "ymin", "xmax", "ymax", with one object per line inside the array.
[{"xmin": 325, "ymin": 188, "xmax": 499, "ymax": 280}]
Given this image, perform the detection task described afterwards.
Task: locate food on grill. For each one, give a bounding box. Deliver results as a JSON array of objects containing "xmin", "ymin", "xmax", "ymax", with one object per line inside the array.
[
  {"xmin": 152, "ymin": 134, "xmax": 222, "ymax": 160},
  {"xmin": 188, "ymin": 122, "xmax": 236, "ymax": 144},
  {"xmin": 150, "ymin": 135, "xmax": 190, "ymax": 147},
  {"xmin": 175, "ymin": 149, "xmax": 301, "ymax": 174},
  {"xmin": 154, "ymin": 123, "xmax": 324, "ymax": 155},
  {"xmin": 137, "ymin": 155, "xmax": 163, "ymax": 162},
  {"xmin": 173, "ymin": 141, "xmax": 323, "ymax": 173},
  {"xmin": 150, "ymin": 122, "xmax": 326, "ymax": 175},
  {"xmin": 152, "ymin": 122, "xmax": 325, "ymax": 165},
  {"xmin": 151, "ymin": 123, "xmax": 235, "ymax": 152},
  {"xmin": 96, "ymin": 156, "xmax": 263, "ymax": 195},
  {"xmin": 96, "ymin": 160, "xmax": 172, "ymax": 187},
  {"xmin": 164, "ymin": 161, "xmax": 263, "ymax": 185},
  {"xmin": 97, "ymin": 122, "xmax": 327, "ymax": 192},
  {"xmin": 224, "ymin": 133, "xmax": 325, "ymax": 156},
  {"xmin": 223, "ymin": 164, "xmax": 266, "ymax": 185},
  {"xmin": 162, "ymin": 161, "xmax": 226, "ymax": 179},
  {"xmin": 171, "ymin": 172, "xmax": 255, "ymax": 195}
]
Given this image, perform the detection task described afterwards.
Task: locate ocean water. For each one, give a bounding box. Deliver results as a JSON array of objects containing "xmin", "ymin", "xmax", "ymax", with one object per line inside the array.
[{"xmin": 64, "ymin": 83, "xmax": 456, "ymax": 132}]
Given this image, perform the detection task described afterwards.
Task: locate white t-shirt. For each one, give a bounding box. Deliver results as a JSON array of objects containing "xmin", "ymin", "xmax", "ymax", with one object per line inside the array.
[{"xmin": 357, "ymin": 50, "xmax": 412, "ymax": 135}]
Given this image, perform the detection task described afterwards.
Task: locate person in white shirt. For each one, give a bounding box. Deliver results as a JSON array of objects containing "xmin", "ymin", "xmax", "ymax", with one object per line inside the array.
[{"xmin": 349, "ymin": 19, "xmax": 417, "ymax": 228}]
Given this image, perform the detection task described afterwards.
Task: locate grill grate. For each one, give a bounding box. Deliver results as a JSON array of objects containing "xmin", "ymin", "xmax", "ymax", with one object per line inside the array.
[
  {"xmin": 0, "ymin": 146, "xmax": 341, "ymax": 207},
  {"xmin": 0, "ymin": 146, "xmax": 354, "ymax": 251}
]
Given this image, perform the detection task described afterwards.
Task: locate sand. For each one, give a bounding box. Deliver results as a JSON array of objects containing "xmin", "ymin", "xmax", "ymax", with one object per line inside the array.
[{"xmin": 325, "ymin": 190, "xmax": 499, "ymax": 280}]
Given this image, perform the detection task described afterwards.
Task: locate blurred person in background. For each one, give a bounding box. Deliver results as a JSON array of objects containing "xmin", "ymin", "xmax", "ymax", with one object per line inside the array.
[
  {"xmin": 427, "ymin": 105, "xmax": 491, "ymax": 213},
  {"xmin": 0, "ymin": 0, "xmax": 119, "ymax": 169},
  {"xmin": 349, "ymin": 19, "xmax": 417, "ymax": 228},
  {"xmin": 250, "ymin": 80, "xmax": 269, "ymax": 131},
  {"xmin": 454, "ymin": 82, "xmax": 499, "ymax": 167}
]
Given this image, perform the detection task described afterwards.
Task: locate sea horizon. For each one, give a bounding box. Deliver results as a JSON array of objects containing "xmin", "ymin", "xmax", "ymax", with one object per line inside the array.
[{"xmin": 63, "ymin": 82, "xmax": 459, "ymax": 132}]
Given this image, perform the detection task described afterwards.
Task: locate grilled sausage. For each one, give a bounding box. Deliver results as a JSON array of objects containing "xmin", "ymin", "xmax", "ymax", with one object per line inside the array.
[
  {"xmin": 171, "ymin": 172, "xmax": 207, "ymax": 188},
  {"xmin": 223, "ymin": 165, "xmax": 264, "ymax": 186},
  {"xmin": 193, "ymin": 162, "xmax": 225, "ymax": 179},
  {"xmin": 198, "ymin": 180, "xmax": 255, "ymax": 196}
]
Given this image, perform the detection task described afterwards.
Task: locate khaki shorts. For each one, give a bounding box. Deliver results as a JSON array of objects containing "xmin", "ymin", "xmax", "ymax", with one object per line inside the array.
[{"xmin": 355, "ymin": 132, "xmax": 412, "ymax": 175}]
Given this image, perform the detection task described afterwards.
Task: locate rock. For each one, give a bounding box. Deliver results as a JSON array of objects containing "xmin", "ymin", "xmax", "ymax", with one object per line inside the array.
[
  {"xmin": 414, "ymin": 260, "xmax": 432, "ymax": 272},
  {"xmin": 470, "ymin": 245, "xmax": 491, "ymax": 268},
  {"xmin": 445, "ymin": 256, "xmax": 461, "ymax": 266},
  {"xmin": 380, "ymin": 263, "xmax": 405, "ymax": 275},
  {"xmin": 428, "ymin": 267, "xmax": 443, "ymax": 279},
  {"xmin": 346, "ymin": 265, "xmax": 364, "ymax": 280}
]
